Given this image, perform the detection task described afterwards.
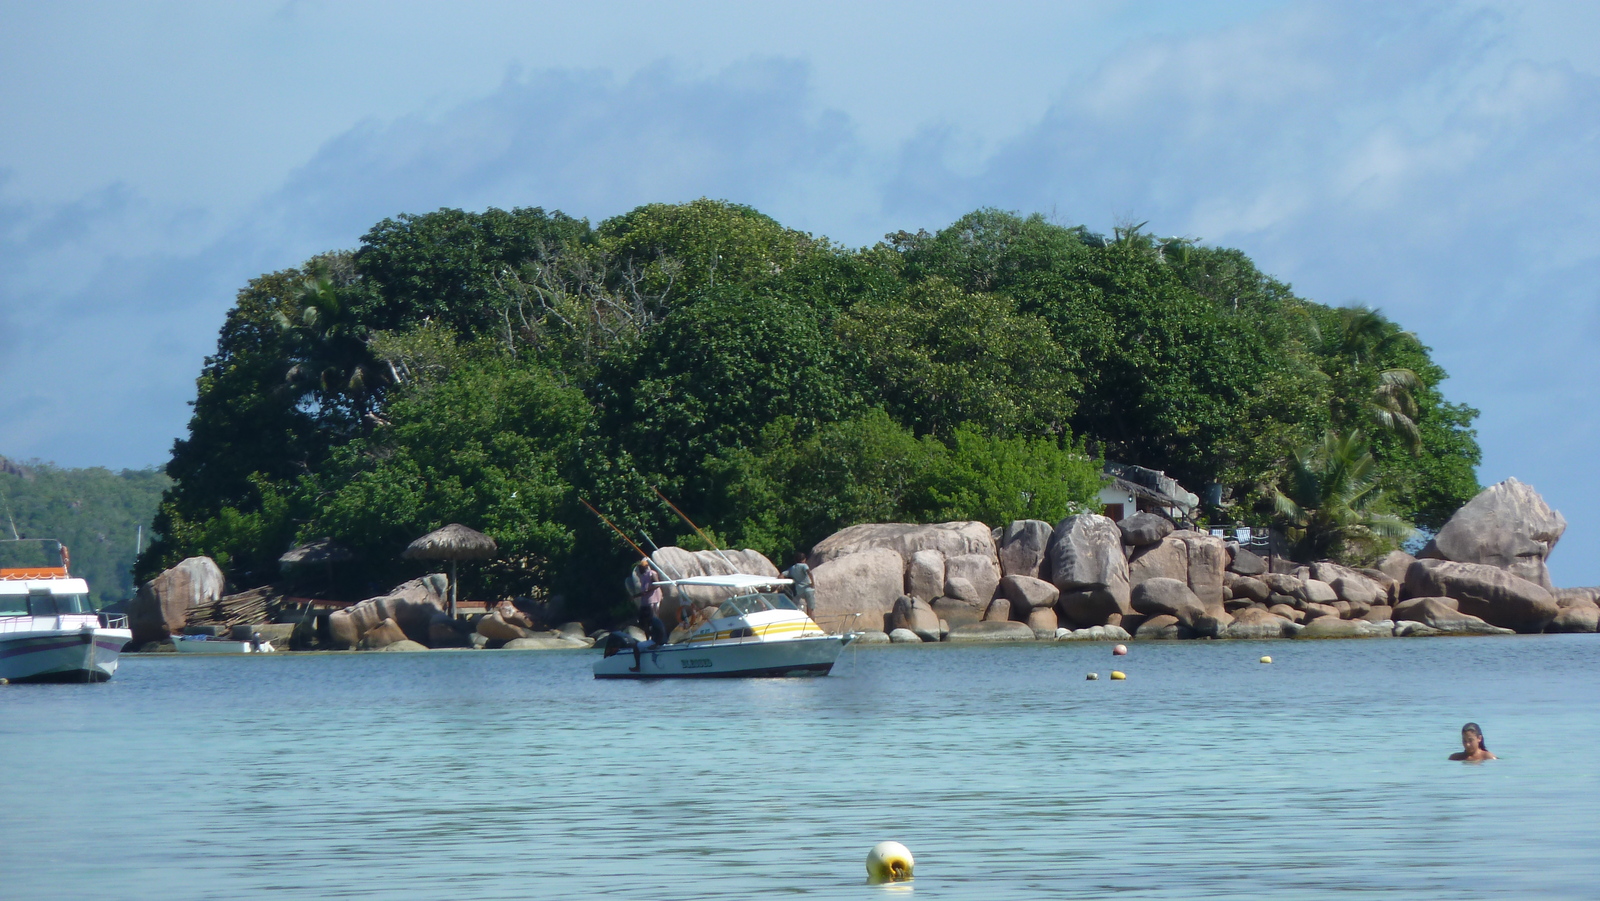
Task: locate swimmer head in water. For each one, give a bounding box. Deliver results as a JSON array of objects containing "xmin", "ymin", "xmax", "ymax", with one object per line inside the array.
[{"xmin": 1450, "ymin": 722, "xmax": 1497, "ymax": 761}]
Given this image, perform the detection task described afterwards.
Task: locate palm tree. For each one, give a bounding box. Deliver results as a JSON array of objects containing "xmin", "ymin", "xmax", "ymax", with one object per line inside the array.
[
  {"xmin": 1273, "ymin": 430, "xmax": 1413, "ymax": 562},
  {"xmin": 272, "ymin": 260, "xmax": 389, "ymax": 421},
  {"xmin": 1323, "ymin": 306, "xmax": 1426, "ymax": 453}
]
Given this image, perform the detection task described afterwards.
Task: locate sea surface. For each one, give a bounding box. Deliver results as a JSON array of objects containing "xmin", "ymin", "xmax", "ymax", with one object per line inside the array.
[{"xmin": 3, "ymin": 636, "xmax": 1598, "ymax": 900}]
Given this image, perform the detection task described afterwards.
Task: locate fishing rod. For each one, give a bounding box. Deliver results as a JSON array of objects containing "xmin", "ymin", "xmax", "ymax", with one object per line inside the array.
[
  {"xmin": 650, "ymin": 486, "xmax": 742, "ymax": 573},
  {"xmin": 578, "ymin": 496, "xmax": 650, "ymax": 559}
]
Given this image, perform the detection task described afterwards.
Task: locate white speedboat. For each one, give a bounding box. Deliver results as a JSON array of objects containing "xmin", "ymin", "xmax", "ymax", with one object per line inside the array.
[
  {"xmin": 174, "ymin": 634, "xmax": 275, "ymax": 654},
  {"xmin": 594, "ymin": 574, "xmax": 850, "ymax": 679},
  {"xmin": 1, "ymin": 564, "xmax": 132, "ymax": 683}
]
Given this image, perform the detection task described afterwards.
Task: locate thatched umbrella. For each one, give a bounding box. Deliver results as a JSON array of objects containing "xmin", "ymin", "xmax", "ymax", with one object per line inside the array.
[{"xmin": 402, "ymin": 524, "xmax": 497, "ymax": 618}]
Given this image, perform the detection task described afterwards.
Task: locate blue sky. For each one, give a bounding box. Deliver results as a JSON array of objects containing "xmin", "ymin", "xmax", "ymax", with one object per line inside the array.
[{"xmin": 2, "ymin": 1, "xmax": 1597, "ymax": 584}]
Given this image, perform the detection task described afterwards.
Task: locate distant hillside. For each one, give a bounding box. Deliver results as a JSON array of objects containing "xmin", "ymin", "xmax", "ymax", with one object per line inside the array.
[{"xmin": 0, "ymin": 457, "xmax": 170, "ymax": 607}]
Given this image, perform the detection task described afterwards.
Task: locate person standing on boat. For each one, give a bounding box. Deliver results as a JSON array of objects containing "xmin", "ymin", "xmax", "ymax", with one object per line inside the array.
[
  {"xmin": 636, "ymin": 557, "xmax": 663, "ymax": 618},
  {"xmin": 787, "ymin": 553, "xmax": 815, "ymax": 616},
  {"xmin": 631, "ymin": 558, "xmax": 667, "ymax": 672}
]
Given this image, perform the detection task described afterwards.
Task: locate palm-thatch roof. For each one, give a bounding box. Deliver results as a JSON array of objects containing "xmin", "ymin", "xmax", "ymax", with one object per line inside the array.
[
  {"xmin": 278, "ymin": 537, "xmax": 355, "ymax": 568},
  {"xmin": 402, "ymin": 523, "xmax": 498, "ymax": 561}
]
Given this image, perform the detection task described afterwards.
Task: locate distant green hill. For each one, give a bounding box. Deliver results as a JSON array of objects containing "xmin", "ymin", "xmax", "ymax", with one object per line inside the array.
[{"xmin": 0, "ymin": 457, "xmax": 170, "ymax": 607}]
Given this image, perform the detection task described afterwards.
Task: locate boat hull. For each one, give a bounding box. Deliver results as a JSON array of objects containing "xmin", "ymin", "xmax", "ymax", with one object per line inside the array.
[
  {"xmin": 0, "ymin": 627, "xmax": 130, "ymax": 683},
  {"xmin": 594, "ymin": 635, "xmax": 845, "ymax": 679},
  {"xmin": 174, "ymin": 639, "xmax": 274, "ymax": 654}
]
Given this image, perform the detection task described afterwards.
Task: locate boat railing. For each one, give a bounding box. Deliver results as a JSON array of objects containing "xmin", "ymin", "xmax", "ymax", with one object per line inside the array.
[
  {"xmin": 0, "ymin": 613, "xmax": 106, "ymax": 635},
  {"xmin": 99, "ymin": 613, "xmax": 129, "ymax": 630}
]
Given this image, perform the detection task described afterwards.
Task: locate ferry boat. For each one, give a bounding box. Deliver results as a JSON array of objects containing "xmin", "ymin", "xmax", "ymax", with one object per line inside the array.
[
  {"xmin": 593, "ymin": 574, "xmax": 850, "ymax": 679},
  {"xmin": 0, "ymin": 541, "xmax": 131, "ymax": 683}
]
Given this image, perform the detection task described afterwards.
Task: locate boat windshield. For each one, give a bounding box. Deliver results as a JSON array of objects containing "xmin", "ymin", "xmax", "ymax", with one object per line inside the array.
[
  {"xmin": 25, "ymin": 592, "xmax": 91, "ymax": 615},
  {"xmin": 713, "ymin": 592, "xmax": 799, "ymax": 619}
]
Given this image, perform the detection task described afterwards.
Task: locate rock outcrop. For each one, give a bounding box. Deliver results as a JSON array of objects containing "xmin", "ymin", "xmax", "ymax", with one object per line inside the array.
[
  {"xmin": 811, "ymin": 547, "xmax": 906, "ymax": 632},
  {"xmin": 329, "ymin": 574, "xmax": 449, "ymax": 648},
  {"xmin": 1047, "ymin": 514, "xmax": 1130, "ymax": 625},
  {"xmin": 999, "ymin": 575, "xmax": 1059, "ymax": 616},
  {"xmin": 945, "ymin": 621, "xmax": 1036, "ymax": 642},
  {"xmin": 1117, "ymin": 512, "xmax": 1173, "ymax": 548},
  {"xmin": 1403, "ymin": 559, "xmax": 1559, "ymax": 633},
  {"xmin": 997, "ymin": 520, "xmax": 1051, "ymax": 578},
  {"xmin": 905, "ymin": 549, "xmax": 945, "ymax": 601},
  {"xmin": 1391, "ymin": 596, "xmax": 1513, "ymax": 634},
  {"xmin": 130, "ymin": 556, "xmax": 226, "ymax": 646},
  {"xmin": 1420, "ymin": 478, "xmax": 1566, "ymax": 589},
  {"xmin": 896, "ymin": 595, "xmax": 940, "ymax": 646},
  {"xmin": 810, "ymin": 521, "xmax": 995, "ymax": 566}
]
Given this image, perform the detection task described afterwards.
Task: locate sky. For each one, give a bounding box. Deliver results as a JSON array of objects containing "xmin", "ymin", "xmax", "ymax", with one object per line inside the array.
[{"xmin": 2, "ymin": 1, "xmax": 1597, "ymax": 584}]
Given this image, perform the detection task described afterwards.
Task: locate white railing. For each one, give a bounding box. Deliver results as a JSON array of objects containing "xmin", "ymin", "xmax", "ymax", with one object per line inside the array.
[{"xmin": 0, "ymin": 614, "xmax": 107, "ymax": 635}]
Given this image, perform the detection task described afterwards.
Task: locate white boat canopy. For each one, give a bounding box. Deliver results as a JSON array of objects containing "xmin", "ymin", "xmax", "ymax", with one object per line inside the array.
[{"xmin": 656, "ymin": 574, "xmax": 793, "ymax": 590}]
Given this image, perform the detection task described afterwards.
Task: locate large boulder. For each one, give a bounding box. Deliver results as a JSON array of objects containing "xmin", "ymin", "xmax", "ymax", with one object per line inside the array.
[
  {"xmin": 982, "ymin": 598, "xmax": 1012, "ymax": 622},
  {"xmin": 999, "ymin": 575, "xmax": 1059, "ymax": 616},
  {"xmin": 358, "ymin": 618, "xmax": 409, "ymax": 650},
  {"xmin": 1222, "ymin": 606, "xmax": 1296, "ymax": 639},
  {"xmin": 1135, "ymin": 614, "xmax": 1189, "ymax": 639},
  {"xmin": 1175, "ymin": 531, "xmax": 1228, "ymax": 608},
  {"xmin": 811, "ymin": 548, "xmax": 906, "ymax": 633},
  {"xmin": 930, "ymin": 597, "xmax": 985, "ymax": 631},
  {"xmin": 997, "ymin": 520, "xmax": 1052, "ymax": 579},
  {"xmin": 1261, "ymin": 573, "xmax": 1306, "ymax": 600},
  {"xmin": 1421, "ymin": 478, "xmax": 1566, "ymax": 589},
  {"xmin": 1555, "ymin": 587, "xmax": 1600, "ymax": 608},
  {"xmin": 1302, "ymin": 579, "xmax": 1338, "ymax": 604},
  {"xmin": 1047, "ymin": 514, "xmax": 1131, "ymax": 624},
  {"xmin": 130, "ymin": 556, "xmax": 225, "ymax": 646},
  {"xmin": 945, "ymin": 621, "xmax": 1037, "ymax": 642},
  {"xmin": 1026, "ymin": 607, "xmax": 1059, "ymax": 638},
  {"xmin": 943, "ymin": 576, "xmax": 981, "ymax": 603},
  {"xmin": 1117, "ymin": 512, "xmax": 1173, "ymax": 548},
  {"xmin": 1057, "ymin": 588, "xmax": 1131, "ymax": 628},
  {"xmin": 1391, "ymin": 596, "xmax": 1514, "ymax": 635},
  {"xmin": 1181, "ymin": 605, "xmax": 1233, "ymax": 639},
  {"xmin": 651, "ymin": 546, "xmax": 782, "ymax": 613},
  {"xmin": 889, "ymin": 596, "xmax": 943, "ymax": 642},
  {"xmin": 1549, "ymin": 605, "xmax": 1599, "ymax": 633},
  {"xmin": 1130, "ymin": 578, "xmax": 1204, "ymax": 619},
  {"xmin": 475, "ymin": 613, "xmax": 533, "ymax": 642},
  {"xmin": 1128, "ymin": 538, "xmax": 1188, "ymax": 584},
  {"xmin": 1376, "ymin": 550, "xmax": 1416, "ymax": 586},
  {"xmin": 905, "ymin": 549, "xmax": 946, "ymax": 602},
  {"xmin": 1047, "ymin": 514, "xmax": 1128, "ymax": 592},
  {"xmin": 1226, "ymin": 545, "xmax": 1267, "ymax": 576},
  {"xmin": 945, "ymin": 553, "xmax": 1000, "ymax": 603},
  {"xmin": 1225, "ymin": 574, "xmax": 1271, "ymax": 604},
  {"xmin": 329, "ymin": 574, "xmax": 449, "ymax": 648},
  {"xmin": 1311, "ymin": 562, "xmax": 1383, "ymax": 607},
  {"xmin": 810, "ymin": 521, "xmax": 995, "ymax": 566},
  {"xmin": 1404, "ymin": 559, "xmax": 1559, "ymax": 633},
  {"xmin": 1298, "ymin": 618, "xmax": 1392, "ymax": 639}
]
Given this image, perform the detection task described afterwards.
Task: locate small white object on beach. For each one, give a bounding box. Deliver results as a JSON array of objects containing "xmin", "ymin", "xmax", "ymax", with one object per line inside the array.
[
  {"xmin": 1086, "ymin": 672, "xmax": 1099, "ymax": 680},
  {"xmin": 866, "ymin": 841, "xmax": 914, "ymax": 884}
]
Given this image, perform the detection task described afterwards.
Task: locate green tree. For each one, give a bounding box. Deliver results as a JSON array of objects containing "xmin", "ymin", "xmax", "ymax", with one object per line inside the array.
[
  {"xmin": 1273, "ymin": 431, "xmax": 1413, "ymax": 563},
  {"xmin": 304, "ymin": 346, "xmax": 590, "ymax": 598}
]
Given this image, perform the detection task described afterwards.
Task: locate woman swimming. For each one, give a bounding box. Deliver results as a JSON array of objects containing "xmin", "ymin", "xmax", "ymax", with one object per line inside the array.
[{"xmin": 1449, "ymin": 722, "xmax": 1497, "ymax": 761}]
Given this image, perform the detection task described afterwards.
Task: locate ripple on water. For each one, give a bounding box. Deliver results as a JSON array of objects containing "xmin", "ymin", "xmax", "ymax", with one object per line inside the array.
[{"xmin": 2, "ymin": 637, "xmax": 1598, "ymax": 899}]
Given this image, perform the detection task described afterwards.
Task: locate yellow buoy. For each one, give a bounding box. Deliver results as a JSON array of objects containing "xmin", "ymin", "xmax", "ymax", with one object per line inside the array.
[
  {"xmin": 866, "ymin": 841, "xmax": 914, "ymax": 884},
  {"xmin": 1110, "ymin": 670, "xmax": 1126, "ymax": 680},
  {"xmin": 1086, "ymin": 672, "xmax": 1099, "ymax": 680},
  {"xmin": 1260, "ymin": 656, "xmax": 1272, "ymax": 664}
]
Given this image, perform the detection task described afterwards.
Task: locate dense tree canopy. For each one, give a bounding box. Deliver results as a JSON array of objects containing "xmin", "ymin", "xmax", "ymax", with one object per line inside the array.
[{"xmin": 138, "ymin": 201, "xmax": 1481, "ymax": 611}]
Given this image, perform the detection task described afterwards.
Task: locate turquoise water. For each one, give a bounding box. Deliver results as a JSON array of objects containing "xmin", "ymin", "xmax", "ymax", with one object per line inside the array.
[{"xmin": 3, "ymin": 637, "xmax": 1598, "ymax": 899}]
